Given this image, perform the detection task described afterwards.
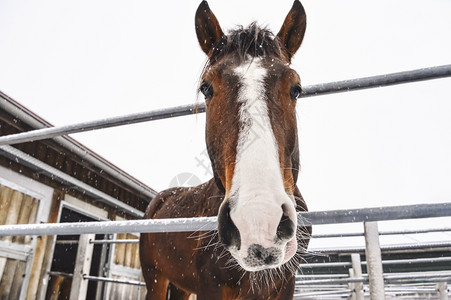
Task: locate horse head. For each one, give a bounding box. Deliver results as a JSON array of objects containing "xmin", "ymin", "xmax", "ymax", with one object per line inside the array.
[{"xmin": 195, "ymin": 0, "xmax": 307, "ymax": 272}]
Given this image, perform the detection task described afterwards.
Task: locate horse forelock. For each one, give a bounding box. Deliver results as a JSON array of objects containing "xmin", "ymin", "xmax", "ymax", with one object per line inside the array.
[{"xmin": 202, "ymin": 23, "xmax": 287, "ymax": 72}]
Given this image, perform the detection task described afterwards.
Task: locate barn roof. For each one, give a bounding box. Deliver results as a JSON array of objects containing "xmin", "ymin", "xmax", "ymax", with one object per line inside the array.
[{"xmin": 0, "ymin": 90, "xmax": 157, "ymax": 218}]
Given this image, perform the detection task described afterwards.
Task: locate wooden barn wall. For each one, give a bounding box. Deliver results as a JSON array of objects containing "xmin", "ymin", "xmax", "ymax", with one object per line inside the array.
[
  {"xmin": 0, "ymin": 185, "xmax": 39, "ymax": 300},
  {"xmin": 114, "ymin": 234, "xmax": 140, "ymax": 270},
  {"xmin": 0, "ymin": 168, "xmax": 148, "ymax": 300},
  {"xmin": 32, "ymin": 190, "xmax": 64, "ymax": 300},
  {"xmin": 108, "ymin": 233, "xmax": 145, "ymax": 300}
]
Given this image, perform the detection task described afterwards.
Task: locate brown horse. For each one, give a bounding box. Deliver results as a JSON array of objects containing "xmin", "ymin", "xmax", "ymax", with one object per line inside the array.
[{"xmin": 140, "ymin": 1, "xmax": 311, "ymax": 299}]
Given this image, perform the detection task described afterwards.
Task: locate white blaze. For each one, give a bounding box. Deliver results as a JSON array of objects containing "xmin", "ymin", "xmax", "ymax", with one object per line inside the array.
[
  {"xmin": 231, "ymin": 57, "xmax": 283, "ymax": 197},
  {"xmin": 229, "ymin": 57, "xmax": 296, "ymax": 269}
]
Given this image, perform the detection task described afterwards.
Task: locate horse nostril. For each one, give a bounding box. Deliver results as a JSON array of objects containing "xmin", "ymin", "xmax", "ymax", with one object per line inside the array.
[
  {"xmin": 276, "ymin": 211, "xmax": 295, "ymax": 242},
  {"xmin": 264, "ymin": 254, "xmax": 276, "ymax": 265},
  {"xmin": 218, "ymin": 201, "xmax": 241, "ymax": 250}
]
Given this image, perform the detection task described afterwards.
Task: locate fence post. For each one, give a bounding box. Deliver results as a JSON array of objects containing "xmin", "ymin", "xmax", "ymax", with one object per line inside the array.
[
  {"xmin": 351, "ymin": 253, "xmax": 365, "ymax": 300},
  {"xmin": 70, "ymin": 234, "xmax": 95, "ymax": 300},
  {"xmin": 364, "ymin": 222, "xmax": 385, "ymax": 300},
  {"xmin": 437, "ymin": 282, "xmax": 448, "ymax": 300},
  {"xmin": 348, "ymin": 268, "xmax": 356, "ymax": 300}
]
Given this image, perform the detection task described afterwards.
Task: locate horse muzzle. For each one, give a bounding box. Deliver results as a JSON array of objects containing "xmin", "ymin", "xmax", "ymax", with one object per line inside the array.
[{"xmin": 217, "ymin": 196, "xmax": 297, "ymax": 271}]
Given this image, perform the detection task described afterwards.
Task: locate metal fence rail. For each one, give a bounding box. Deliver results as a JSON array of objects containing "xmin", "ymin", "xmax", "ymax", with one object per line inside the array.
[
  {"xmin": 0, "ymin": 202, "xmax": 450, "ymax": 237},
  {"xmin": 302, "ymin": 256, "xmax": 451, "ymax": 269},
  {"xmin": 0, "ymin": 64, "xmax": 450, "ymax": 147},
  {"xmin": 301, "ymin": 64, "xmax": 451, "ymax": 97},
  {"xmin": 49, "ymin": 271, "xmax": 146, "ymax": 287},
  {"xmin": 83, "ymin": 275, "xmax": 146, "ymax": 287},
  {"xmin": 296, "ymin": 272, "xmax": 451, "ymax": 285},
  {"xmin": 312, "ymin": 227, "xmax": 451, "ymax": 239},
  {"xmin": 309, "ymin": 241, "xmax": 451, "ymax": 255},
  {"xmin": 301, "ymin": 202, "xmax": 451, "ymax": 225}
]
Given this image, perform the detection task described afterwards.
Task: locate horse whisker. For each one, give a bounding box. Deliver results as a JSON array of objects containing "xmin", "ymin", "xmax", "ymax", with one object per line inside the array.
[{"xmin": 187, "ymin": 229, "xmax": 216, "ymax": 239}]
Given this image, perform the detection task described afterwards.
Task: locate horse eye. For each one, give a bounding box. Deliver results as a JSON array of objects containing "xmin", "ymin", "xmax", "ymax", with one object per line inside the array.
[
  {"xmin": 290, "ymin": 84, "xmax": 302, "ymax": 100},
  {"xmin": 200, "ymin": 82, "xmax": 214, "ymax": 100}
]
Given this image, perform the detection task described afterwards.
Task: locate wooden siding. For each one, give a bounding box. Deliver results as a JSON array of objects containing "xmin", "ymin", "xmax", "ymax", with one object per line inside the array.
[
  {"xmin": 109, "ymin": 274, "xmax": 145, "ymax": 300},
  {"xmin": 0, "ymin": 185, "xmax": 39, "ymax": 300},
  {"xmin": 29, "ymin": 190, "xmax": 64, "ymax": 300},
  {"xmin": 109, "ymin": 233, "xmax": 144, "ymax": 299},
  {"xmin": 114, "ymin": 234, "xmax": 141, "ymax": 269}
]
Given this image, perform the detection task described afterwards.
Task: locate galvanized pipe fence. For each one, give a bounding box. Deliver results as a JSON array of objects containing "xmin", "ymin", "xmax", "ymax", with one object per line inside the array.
[
  {"xmin": 295, "ymin": 272, "xmax": 451, "ymax": 286},
  {"xmin": 295, "ymin": 275, "xmax": 451, "ymax": 299},
  {"xmin": 41, "ymin": 219, "xmax": 451, "ymax": 297},
  {"xmin": 1, "ymin": 203, "xmax": 450, "ymax": 298},
  {"xmin": 0, "ymin": 197, "xmax": 449, "ymax": 297},
  {"xmin": 295, "ymin": 228, "xmax": 451, "ymax": 299}
]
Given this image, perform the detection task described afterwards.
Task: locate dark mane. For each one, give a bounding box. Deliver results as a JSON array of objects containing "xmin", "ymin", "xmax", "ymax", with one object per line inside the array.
[{"xmin": 208, "ymin": 22, "xmax": 286, "ymax": 65}]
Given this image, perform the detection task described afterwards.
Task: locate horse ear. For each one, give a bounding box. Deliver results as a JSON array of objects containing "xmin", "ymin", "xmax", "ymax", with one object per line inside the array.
[
  {"xmin": 277, "ymin": 0, "xmax": 307, "ymax": 61},
  {"xmin": 195, "ymin": 1, "xmax": 224, "ymax": 56}
]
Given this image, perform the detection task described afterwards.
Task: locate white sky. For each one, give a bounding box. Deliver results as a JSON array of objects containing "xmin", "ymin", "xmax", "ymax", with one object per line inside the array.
[{"xmin": 1, "ymin": 0, "xmax": 451, "ymax": 237}]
